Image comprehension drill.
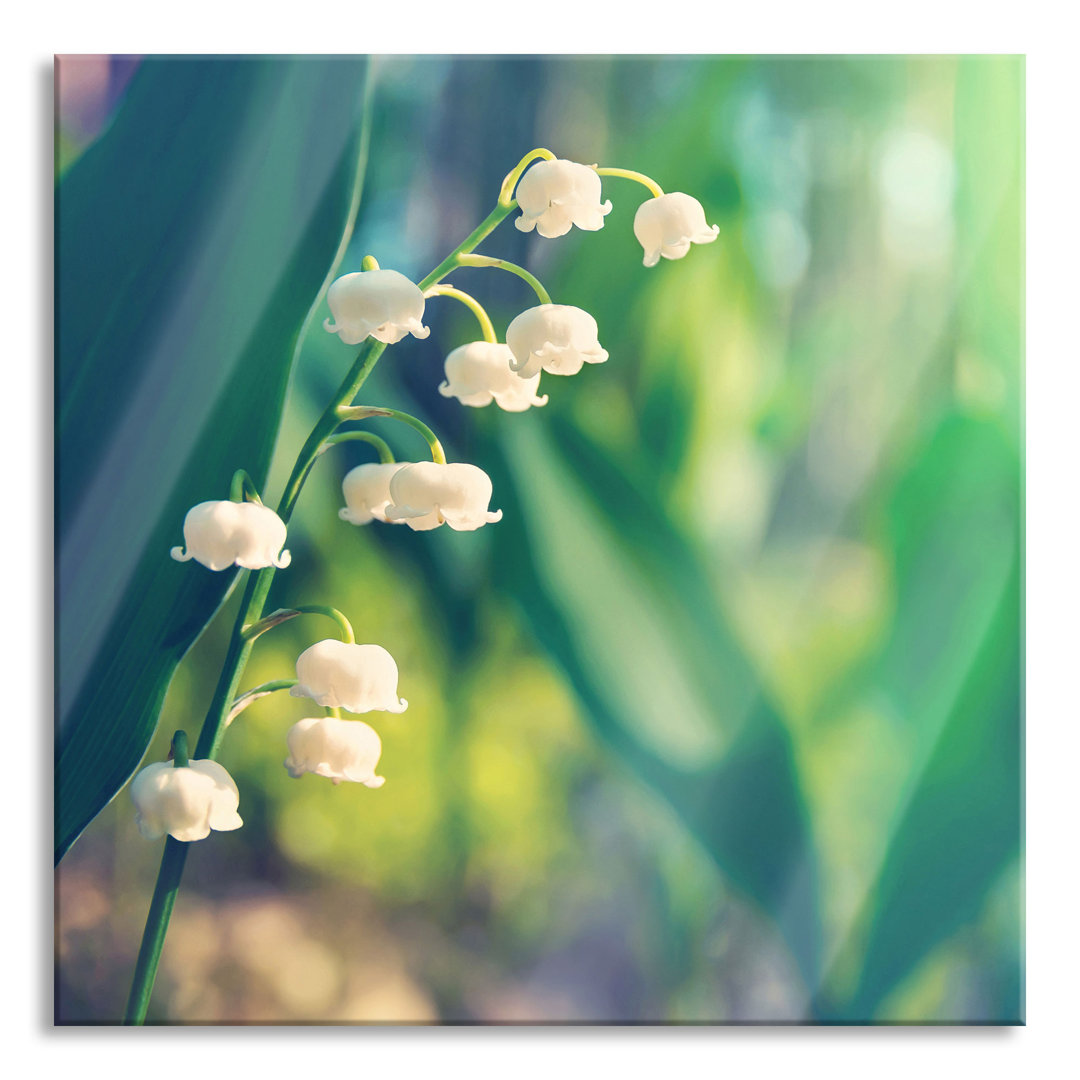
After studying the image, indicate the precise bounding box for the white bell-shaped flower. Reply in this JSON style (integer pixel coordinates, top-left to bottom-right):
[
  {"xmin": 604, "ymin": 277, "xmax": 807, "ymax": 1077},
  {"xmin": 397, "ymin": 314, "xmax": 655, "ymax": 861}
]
[
  {"xmin": 323, "ymin": 269, "xmax": 431, "ymax": 345},
  {"xmin": 633, "ymin": 192, "xmax": 719, "ymax": 267},
  {"xmin": 131, "ymin": 759, "xmax": 243, "ymax": 842},
  {"xmin": 439, "ymin": 341, "xmax": 549, "ymax": 412},
  {"xmin": 505, "ymin": 304, "xmax": 608, "ymax": 380},
  {"xmin": 284, "ymin": 716, "xmax": 386, "ymax": 788},
  {"xmin": 170, "ymin": 500, "xmax": 291, "ymax": 571},
  {"xmin": 290, "ymin": 639, "xmax": 408, "ymax": 714},
  {"xmin": 385, "ymin": 461, "xmax": 503, "ymax": 532},
  {"xmin": 514, "ymin": 158, "xmax": 612, "ymax": 239},
  {"xmin": 339, "ymin": 462, "xmax": 409, "ymax": 525}
]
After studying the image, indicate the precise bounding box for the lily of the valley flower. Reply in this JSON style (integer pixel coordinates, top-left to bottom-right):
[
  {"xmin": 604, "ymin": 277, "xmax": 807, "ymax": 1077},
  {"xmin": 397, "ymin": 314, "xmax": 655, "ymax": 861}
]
[
  {"xmin": 514, "ymin": 158, "xmax": 612, "ymax": 238},
  {"xmin": 633, "ymin": 192, "xmax": 719, "ymax": 267},
  {"xmin": 291, "ymin": 639, "xmax": 408, "ymax": 714},
  {"xmin": 284, "ymin": 716, "xmax": 386, "ymax": 788},
  {"xmin": 385, "ymin": 461, "xmax": 503, "ymax": 532},
  {"xmin": 171, "ymin": 500, "xmax": 291, "ymax": 571},
  {"xmin": 324, "ymin": 269, "xmax": 431, "ymax": 345},
  {"xmin": 339, "ymin": 462, "xmax": 409, "ymax": 525},
  {"xmin": 439, "ymin": 341, "xmax": 549, "ymax": 412},
  {"xmin": 131, "ymin": 759, "xmax": 243, "ymax": 842},
  {"xmin": 506, "ymin": 304, "xmax": 608, "ymax": 380}
]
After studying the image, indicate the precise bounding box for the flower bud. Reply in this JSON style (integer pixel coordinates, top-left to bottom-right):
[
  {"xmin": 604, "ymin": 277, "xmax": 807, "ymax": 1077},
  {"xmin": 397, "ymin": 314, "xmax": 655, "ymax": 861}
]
[
  {"xmin": 339, "ymin": 462, "xmax": 409, "ymax": 525},
  {"xmin": 323, "ymin": 269, "xmax": 431, "ymax": 345},
  {"xmin": 284, "ymin": 716, "xmax": 386, "ymax": 787},
  {"xmin": 514, "ymin": 158, "xmax": 612, "ymax": 239},
  {"xmin": 385, "ymin": 461, "xmax": 503, "ymax": 532},
  {"xmin": 290, "ymin": 639, "xmax": 408, "ymax": 714},
  {"xmin": 633, "ymin": 192, "xmax": 719, "ymax": 267},
  {"xmin": 170, "ymin": 500, "xmax": 291, "ymax": 571},
  {"xmin": 131, "ymin": 759, "xmax": 243, "ymax": 842},
  {"xmin": 505, "ymin": 304, "xmax": 608, "ymax": 380},
  {"xmin": 439, "ymin": 341, "xmax": 549, "ymax": 412}
]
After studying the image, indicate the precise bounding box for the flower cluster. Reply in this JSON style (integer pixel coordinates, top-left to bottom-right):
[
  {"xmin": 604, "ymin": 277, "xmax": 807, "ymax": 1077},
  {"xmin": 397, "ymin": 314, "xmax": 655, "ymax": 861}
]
[{"xmin": 137, "ymin": 151, "xmax": 716, "ymax": 845}]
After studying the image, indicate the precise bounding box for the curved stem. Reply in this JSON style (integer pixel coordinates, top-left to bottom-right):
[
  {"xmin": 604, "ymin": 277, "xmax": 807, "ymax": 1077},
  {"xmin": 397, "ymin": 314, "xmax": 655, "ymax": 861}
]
[
  {"xmin": 424, "ymin": 285, "xmax": 497, "ymax": 344},
  {"xmin": 499, "ymin": 147, "xmax": 556, "ymax": 206},
  {"xmin": 242, "ymin": 605, "xmax": 356, "ymax": 645},
  {"xmin": 594, "ymin": 167, "xmax": 664, "ymax": 199},
  {"xmin": 337, "ymin": 406, "xmax": 447, "ymax": 465},
  {"xmin": 319, "ymin": 431, "xmax": 395, "ymax": 464},
  {"xmin": 226, "ymin": 679, "xmax": 299, "ymax": 726},
  {"xmin": 455, "ymin": 253, "xmax": 552, "ymax": 305},
  {"xmin": 229, "ymin": 469, "xmax": 262, "ymax": 504}
]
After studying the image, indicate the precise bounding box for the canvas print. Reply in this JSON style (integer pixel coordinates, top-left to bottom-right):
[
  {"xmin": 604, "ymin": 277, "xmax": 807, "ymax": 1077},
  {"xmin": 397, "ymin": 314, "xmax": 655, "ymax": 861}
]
[{"xmin": 54, "ymin": 55, "xmax": 1023, "ymax": 1024}]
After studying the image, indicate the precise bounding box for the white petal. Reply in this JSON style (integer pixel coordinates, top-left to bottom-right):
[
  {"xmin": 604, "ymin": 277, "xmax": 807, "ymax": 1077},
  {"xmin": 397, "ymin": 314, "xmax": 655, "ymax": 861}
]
[
  {"xmin": 173, "ymin": 500, "xmax": 289, "ymax": 572},
  {"xmin": 506, "ymin": 305, "xmax": 607, "ymax": 379},
  {"xmin": 285, "ymin": 716, "xmax": 387, "ymax": 787},
  {"xmin": 130, "ymin": 759, "xmax": 243, "ymax": 842},
  {"xmin": 341, "ymin": 462, "xmax": 409, "ymax": 526},
  {"xmin": 514, "ymin": 159, "xmax": 611, "ymax": 239},
  {"xmin": 292, "ymin": 639, "xmax": 408, "ymax": 714},
  {"xmin": 633, "ymin": 193, "xmax": 718, "ymax": 267},
  {"xmin": 386, "ymin": 461, "xmax": 501, "ymax": 532},
  {"xmin": 325, "ymin": 269, "xmax": 430, "ymax": 345}
]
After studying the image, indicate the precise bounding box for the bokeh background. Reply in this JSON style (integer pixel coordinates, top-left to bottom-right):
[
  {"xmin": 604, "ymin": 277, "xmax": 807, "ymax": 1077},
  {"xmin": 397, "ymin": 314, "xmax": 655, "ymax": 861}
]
[{"xmin": 55, "ymin": 55, "xmax": 1023, "ymax": 1024}]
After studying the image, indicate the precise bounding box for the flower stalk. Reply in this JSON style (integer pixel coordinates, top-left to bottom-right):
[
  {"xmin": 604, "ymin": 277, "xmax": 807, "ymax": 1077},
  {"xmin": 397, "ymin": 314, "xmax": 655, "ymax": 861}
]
[
  {"xmin": 226, "ymin": 679, "xmax": 299, "ymax": 726},
  {"xmin": 242, "ymin": 605, "xmax": 356, "ymax": 645},
  {"xmin": 593, "ymin": 166, "xmax": 665, "ymax": 199},
  {"xmin": 319, "ymin": 430, "xmax": 396, "ymax": 463},
  {"xmin": 228, "ymin": 469, "xmax": 263, "ymax": 504},
  {"xmin": 337, "ymin": 405, "xmax": 447, "ymax": 465},
  {"xmin": 128, "ymin": 140, "xmax": 716, "ymax": 1024},
  {"xmin": 456, "ymin": 253, "xmax": 552, "ymax": 305},
  {"xmin": 423, "ymin": 285, "xmax": 498, "ymax": 344}
]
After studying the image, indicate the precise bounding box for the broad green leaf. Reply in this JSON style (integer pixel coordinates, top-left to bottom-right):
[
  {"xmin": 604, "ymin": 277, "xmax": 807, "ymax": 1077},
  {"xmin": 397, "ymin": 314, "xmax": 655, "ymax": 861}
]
[
  {"xmin": 55, "ymin": 57, "xmax": 370, "ymax": 863},
  {"xmin": 819, "ymin": 416, "xmax": 1021, "ymax": 1018},
  {"xmin": 847, "ymin": 553, "xmax": 1020, "ymax": 1019},
  {"xmin": 480, "ymin": 414, "xmax": 823, "ymax": 983}
]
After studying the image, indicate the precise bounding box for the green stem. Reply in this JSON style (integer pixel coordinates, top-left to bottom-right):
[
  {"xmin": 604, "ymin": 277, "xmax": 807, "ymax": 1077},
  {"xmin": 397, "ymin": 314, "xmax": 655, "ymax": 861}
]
[
  {"xmin": 127, "ymin": 152, "xmax": 525, "ymax": 1026},
  {"xmin": 226, "ymin": 679, "xmax": 298, "ymax": 726},
  {"xmin": 424, "ymin": 285, "xmax": 498, "ymax": 344},
  {"xmin": 320, "ymin": 431, "xmax": 396, "ymax": 463},
  {"xmin": 123, "ymin": 838, "xmax": 190, "ymax": 1024},
  {"xmin": 228, "ymin": 469, "xmax": 262, "ymax": 504},
  {"xmin": 455, "ymin": 253, "xmax": 552, "ymax": 305},
  {"xmin": 170, "ymin": 730, "xmax": 189, "ymax": 768},
  {"xmin": 337, "ymin": 406, "xmax": 447, "ymax": 465},
  {"xmin": 499, "ymin": 147, "xmax": 556, "ymax": 205},
  {"xmin": 242, "ymin": 605, "xmax": 356, "ymax": 645},
  {"xmin": 417, "ymin": 200, "xmax": 517, "ymax": 291},
  {"xmin": 594, "ymin": 166, "xmax": 664, "ymax": 199}
]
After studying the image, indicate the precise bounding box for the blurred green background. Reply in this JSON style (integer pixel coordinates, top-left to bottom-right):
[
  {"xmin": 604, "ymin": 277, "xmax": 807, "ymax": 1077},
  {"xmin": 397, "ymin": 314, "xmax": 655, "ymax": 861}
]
[{"xmin": 55, "ymin": 55, "xmax": 1023, "ymax": 1023}]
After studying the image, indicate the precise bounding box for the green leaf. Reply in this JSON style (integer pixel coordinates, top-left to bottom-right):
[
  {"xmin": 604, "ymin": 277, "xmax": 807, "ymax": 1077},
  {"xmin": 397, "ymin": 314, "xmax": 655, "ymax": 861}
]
[
  {"xmin": 822, "ymin": 416, "xmax": 1021, "ymax": 1018},
  {"xmin": 846, "ymin": 555, "xmax": 1021, "ymax": 1020},
  {"xmin": 482, "ymin": 414, "xmax": 823, "ymax": 983},
  {"xmin": 55, "ymin": 57, "xmax": 370, "ymax": 863}
]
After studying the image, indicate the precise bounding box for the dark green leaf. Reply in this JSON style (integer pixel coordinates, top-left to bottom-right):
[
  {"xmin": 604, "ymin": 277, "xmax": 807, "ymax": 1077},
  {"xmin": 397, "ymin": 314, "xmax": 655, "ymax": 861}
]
[
  {"xmin": 822, "ymin": 416, "xmax": 1021, "ymax": 1018},
  {"xmin": 482, "ymin": 414, "xmax": 823, "ymax": 983},
  {"xmin": 56, "ymin": 57, "xmax": 370, "ymax": 862}
]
